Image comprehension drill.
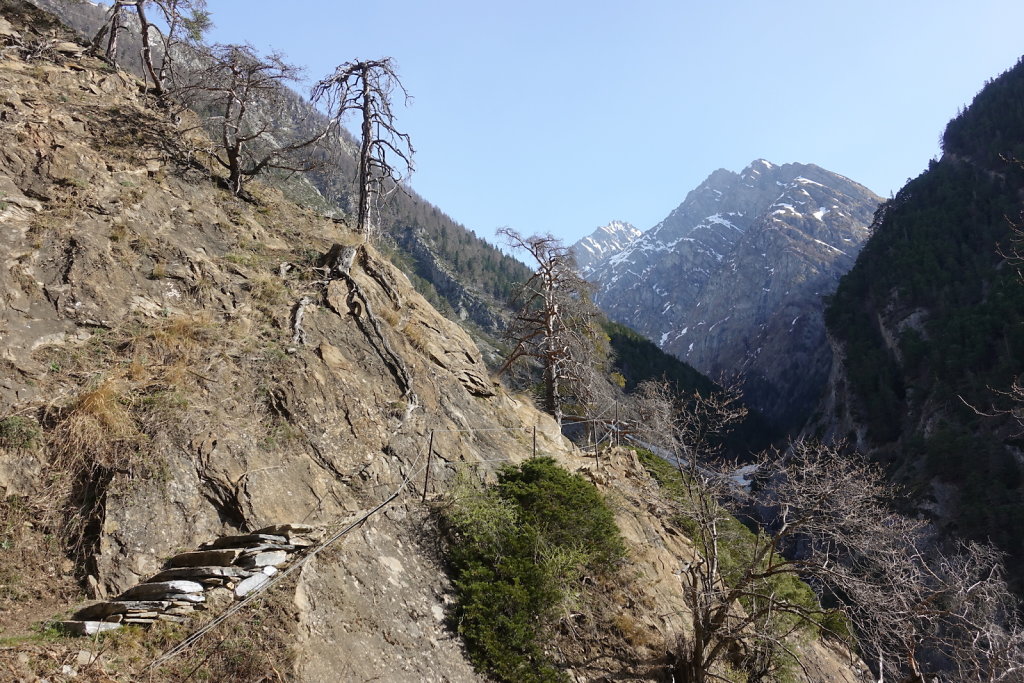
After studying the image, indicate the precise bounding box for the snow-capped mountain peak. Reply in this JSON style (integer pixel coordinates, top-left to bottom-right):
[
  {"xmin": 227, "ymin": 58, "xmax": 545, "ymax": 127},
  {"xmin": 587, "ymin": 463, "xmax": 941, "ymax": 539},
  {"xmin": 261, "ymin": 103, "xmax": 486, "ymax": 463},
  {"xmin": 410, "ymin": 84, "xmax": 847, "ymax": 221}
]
[
  {"xmin": 585, "ymin": 160, "xmax": 881, "ymax": 429},
  {"xmin": 570, "ymin": 220, "xmax": 641, "ymax": 275}
]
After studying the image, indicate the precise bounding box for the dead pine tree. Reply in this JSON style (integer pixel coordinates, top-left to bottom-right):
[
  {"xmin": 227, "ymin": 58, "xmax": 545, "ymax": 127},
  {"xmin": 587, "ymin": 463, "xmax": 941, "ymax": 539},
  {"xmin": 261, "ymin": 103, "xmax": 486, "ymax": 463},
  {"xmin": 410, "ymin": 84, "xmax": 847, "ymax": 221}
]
[
  {"xmin": 178, "ymin": 44, "xmax": 333, "ymax": 196},
  {"xmin": 312, "ymin": 58, "xmax": 414, "ymax": 240},
  {"xmin": 88, "ymin": 0, "xmax": 210, "ymax": 96},
  {"xmin": 496, "ymin": 228, "xmax": 603, "ymax": 427}
]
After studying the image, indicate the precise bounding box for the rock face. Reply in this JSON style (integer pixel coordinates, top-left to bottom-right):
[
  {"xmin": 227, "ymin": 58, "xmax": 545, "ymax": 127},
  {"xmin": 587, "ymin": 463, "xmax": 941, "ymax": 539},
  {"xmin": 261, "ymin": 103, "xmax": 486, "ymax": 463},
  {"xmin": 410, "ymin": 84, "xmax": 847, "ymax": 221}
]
[
  {"xmin": 809, "ymin": 57, "xmax": 1024, "ymax": 584},
  {"xmin": 571, "ymin": 220, "xmax": 641, "ymax": 276},
  {"xmin": 587, "ymin": 160, "xmax": 881, "ymax": 429}
]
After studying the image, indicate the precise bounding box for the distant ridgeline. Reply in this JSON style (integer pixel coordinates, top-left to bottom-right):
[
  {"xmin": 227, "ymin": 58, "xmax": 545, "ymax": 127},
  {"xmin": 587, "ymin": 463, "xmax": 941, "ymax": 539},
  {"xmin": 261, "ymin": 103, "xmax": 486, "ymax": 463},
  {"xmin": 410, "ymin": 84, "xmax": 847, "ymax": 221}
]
[
  {"xmin": 824, "ymin": 56, "xmax": 1024, "ymax": 576},
  {"xmin": 605, "ymin": 321, "xmax": 780, "ymax": 458}
]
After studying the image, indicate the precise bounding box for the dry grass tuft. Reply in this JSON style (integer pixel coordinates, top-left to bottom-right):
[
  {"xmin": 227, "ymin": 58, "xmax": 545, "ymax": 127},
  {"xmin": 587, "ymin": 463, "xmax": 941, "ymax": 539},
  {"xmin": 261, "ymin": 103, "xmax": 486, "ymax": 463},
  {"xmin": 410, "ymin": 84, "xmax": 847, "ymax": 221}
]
[
  {"xmin": 47, "ymin": 377, "xmax": 143, "ymax": 477},
  {"xmin": 401, "ymin": 321, "xmax": 430, "ymax": 351},
  {"xmin": 245, "ymin": 272, "xmax": 287, "ymax": 306},
  {"xmin": 40, "ymin": 377, "xmax": 146, "ymax": 564},
  {"xmin": 125, "ymin": 314, "xmax": 218, "ymax": 385}
]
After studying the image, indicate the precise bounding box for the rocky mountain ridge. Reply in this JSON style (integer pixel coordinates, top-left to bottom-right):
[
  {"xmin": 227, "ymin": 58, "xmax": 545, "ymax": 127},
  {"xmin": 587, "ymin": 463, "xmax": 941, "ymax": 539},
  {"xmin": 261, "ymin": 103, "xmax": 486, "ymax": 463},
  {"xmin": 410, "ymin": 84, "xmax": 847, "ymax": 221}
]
[
  {"xmin": 587, "ymin": 160, "xmax": 881, "ymax": 429},
  {"xmin": 571, "ymin": 219, "xmax": 641, "ymax": 275}
]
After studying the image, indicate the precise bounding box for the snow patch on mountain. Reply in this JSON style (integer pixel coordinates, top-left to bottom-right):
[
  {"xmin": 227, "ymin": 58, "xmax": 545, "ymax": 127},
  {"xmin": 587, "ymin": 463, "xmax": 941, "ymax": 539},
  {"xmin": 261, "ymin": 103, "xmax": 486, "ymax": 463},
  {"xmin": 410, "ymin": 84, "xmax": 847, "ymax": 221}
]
[
  {"xmin": 570, "ymin": 220, "xmax": 641, "ymax": 275},
  {"xmin": 586, "ymin": 159, "xmax": 882, "ymax": 429}
]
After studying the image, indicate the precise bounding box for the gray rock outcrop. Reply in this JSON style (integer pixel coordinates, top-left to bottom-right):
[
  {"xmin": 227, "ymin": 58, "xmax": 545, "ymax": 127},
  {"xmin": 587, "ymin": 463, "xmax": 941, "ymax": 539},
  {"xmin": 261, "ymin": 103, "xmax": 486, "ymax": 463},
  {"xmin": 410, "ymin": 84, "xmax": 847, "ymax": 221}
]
[{"xmin": 60, "ymin": 523, "xmax": 321, "ymax": 635}]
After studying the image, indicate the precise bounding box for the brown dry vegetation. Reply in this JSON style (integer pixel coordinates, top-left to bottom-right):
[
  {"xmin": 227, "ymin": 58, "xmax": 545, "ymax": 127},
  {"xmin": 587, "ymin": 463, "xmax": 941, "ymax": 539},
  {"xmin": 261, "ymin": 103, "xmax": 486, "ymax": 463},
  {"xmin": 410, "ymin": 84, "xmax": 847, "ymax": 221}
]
[{"xmin": 0, "ymin": 580, "xmax": 299, "ymax": 681}]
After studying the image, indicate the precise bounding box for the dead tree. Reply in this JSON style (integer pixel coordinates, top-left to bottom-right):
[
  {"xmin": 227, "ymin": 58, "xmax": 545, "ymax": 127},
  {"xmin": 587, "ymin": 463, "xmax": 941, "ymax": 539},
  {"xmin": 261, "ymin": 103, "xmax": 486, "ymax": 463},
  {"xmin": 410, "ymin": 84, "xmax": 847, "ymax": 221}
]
[
  {"xmin": 626, "ymin": 380, "xmax": 1024, "ymax": 681},
  {"xmin": 496, "ymin": 228, "xmax": 602, "ymax": 426},
  {"xmin": 89, "ymin": 0, "xmax": 210, "ymax": 96},
  {"xmin": 647, "ymin": 427, "xmax": 1024, "ymax": 682},
  {"xmin": 312, "ymin": 58, "xmax": 414, "ymax": 240},
  {"xmin": 179, "ymin": 44, "xmax": 332, "ymax": 196}
]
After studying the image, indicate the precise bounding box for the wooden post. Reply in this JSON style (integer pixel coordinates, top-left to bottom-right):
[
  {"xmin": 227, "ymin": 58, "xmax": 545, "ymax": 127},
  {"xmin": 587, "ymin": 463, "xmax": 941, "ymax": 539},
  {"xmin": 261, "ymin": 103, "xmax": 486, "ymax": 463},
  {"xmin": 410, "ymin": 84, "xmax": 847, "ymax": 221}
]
[
  {"xmin": 532, "ymin": 425, "xmax": 537, "ymax": 458},
  {"xmin": 614, "ymin": 402, "xmax": 619, "ymax": 447},
  {"xmin": 421, "ymin": 430, "xmax": 434, "ymax": 503}
]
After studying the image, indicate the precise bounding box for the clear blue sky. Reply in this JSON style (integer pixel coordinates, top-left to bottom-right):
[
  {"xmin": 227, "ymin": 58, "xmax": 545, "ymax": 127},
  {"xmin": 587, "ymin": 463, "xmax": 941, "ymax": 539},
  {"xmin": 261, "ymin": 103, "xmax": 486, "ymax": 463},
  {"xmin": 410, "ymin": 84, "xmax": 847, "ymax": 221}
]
[{"xmin": 201, "ymin": 1, "xmax": 1024, "ymax": 244}]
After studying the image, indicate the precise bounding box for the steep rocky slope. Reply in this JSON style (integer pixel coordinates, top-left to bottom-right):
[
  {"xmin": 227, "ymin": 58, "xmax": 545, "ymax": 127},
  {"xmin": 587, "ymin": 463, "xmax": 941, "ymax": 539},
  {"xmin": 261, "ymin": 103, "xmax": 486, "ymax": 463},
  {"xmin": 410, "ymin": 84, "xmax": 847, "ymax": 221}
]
[
  {"xmin": 818, "ymin": 56, "xmax": 1024, "ymax": 584},
  {"xmin": 0, "ymin": 5, "xmax": 862, "ymax": 680},
  {"xmin": 571, "ymin": 220, "xmax": 641, "ymax": 276},
  {"xmin": 27, "ymin": 0, "xmax": 529, "ymax": 338},
  {"xmin": 588, "ymin": 161, "xmax": 881, "ymax": 429}
]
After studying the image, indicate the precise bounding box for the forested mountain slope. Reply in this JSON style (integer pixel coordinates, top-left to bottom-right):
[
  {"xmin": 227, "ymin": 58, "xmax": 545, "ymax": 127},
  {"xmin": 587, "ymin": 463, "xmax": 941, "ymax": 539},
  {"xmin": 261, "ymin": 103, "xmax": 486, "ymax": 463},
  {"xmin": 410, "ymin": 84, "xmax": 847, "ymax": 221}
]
[{"xmin": 821, "ymin": 55, "xmax": 1024, "ymax": 575}]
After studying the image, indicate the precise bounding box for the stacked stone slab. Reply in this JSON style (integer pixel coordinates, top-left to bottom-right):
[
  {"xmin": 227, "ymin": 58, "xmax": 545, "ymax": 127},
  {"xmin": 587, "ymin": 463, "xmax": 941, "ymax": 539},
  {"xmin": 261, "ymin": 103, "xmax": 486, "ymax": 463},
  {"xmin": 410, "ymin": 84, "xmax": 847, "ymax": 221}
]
[{"xmin": 59, "ymin": 523, "xmax": 320, "ymax": 636}]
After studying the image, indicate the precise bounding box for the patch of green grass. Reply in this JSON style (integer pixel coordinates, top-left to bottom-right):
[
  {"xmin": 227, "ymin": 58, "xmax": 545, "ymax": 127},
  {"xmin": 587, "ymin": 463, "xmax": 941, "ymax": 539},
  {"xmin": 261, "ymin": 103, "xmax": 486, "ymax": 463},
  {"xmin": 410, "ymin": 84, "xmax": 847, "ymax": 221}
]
[{"xmin": 0, "ymin": 416, "xmax": 40, "ymax": 451}]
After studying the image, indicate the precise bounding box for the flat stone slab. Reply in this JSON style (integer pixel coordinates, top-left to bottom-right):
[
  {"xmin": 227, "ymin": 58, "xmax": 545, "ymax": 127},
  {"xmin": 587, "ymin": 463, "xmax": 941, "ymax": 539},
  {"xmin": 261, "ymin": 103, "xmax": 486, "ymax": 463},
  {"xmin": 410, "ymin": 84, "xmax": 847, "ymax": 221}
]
[
  {"xmin": 118, "ymin": 580, "xmax": 203, "ymax": 600},
  {"xmin": 58, "ymin": 621, "xmax": 122, "ymax": 636},
  {"xmin": 237, "ymin": 543, "xmax": 296, "ymax": 554},
  {"xmin": 148, "ymin": 566, "xmax": 253, "ymax": 583},
  {"xmin": 233, "ymin": 573, "xmax": 271, "ymax": 599},
  {"xmin": 75, "ymin": 600, "xmax": 173, "ymax": 620},
  {"xmin": 164, "ymin": 605, "xmax": 195, "ymax": 616},
  {"xmin": 156, "ymin": 614, "xmax": 186, "ymax": 623},
  {"xmin": 255, "ymin": 523, "xmax": 316, "ymax": 535},
  {"xmin": 166, "ymin": 549, "xmax": 243, "ymax": 568},
  {"xmin": 204, "ymin": 533, "xmax": 287, "ymax": 549},
  {"xmin": 238, "ymin": 550, "xmax": 288, "ymax": 568}
]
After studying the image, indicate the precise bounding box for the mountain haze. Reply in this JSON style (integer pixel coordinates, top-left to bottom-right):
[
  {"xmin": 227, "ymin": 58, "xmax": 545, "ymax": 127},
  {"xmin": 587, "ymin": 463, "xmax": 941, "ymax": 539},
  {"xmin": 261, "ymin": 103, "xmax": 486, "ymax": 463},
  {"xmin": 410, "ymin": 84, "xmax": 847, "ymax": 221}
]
[{"xmin": 587, "ymin": 160, "xmax": 881, "ymax": 429}]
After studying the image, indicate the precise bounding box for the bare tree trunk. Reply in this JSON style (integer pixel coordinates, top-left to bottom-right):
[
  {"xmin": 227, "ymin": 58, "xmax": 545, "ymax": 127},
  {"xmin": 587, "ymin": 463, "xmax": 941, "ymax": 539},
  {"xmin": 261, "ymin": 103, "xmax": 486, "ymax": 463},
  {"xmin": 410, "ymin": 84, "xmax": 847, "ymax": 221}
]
[
  {"xmin": 105, "ymin": 3, "xmax": 123, "ymax": 64},
  {"xmin": 357, "ymin": 73, "xmax": 373, "ymax": 237},
  {"xmin": 544, "ymin": 355, "xmax": 560, "ymax": 426},
  {"xmin": 135, "ymin": 0, "xmax": 163, "ymax": 96}
]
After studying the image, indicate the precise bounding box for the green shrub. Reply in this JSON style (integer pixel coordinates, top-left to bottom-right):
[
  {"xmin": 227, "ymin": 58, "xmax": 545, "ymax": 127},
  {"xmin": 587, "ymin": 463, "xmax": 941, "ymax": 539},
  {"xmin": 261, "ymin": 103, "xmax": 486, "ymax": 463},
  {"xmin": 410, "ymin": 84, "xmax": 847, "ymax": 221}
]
[{"xmin": 442, "ymin": 457, "xmax": 624, "ymax": 682}]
